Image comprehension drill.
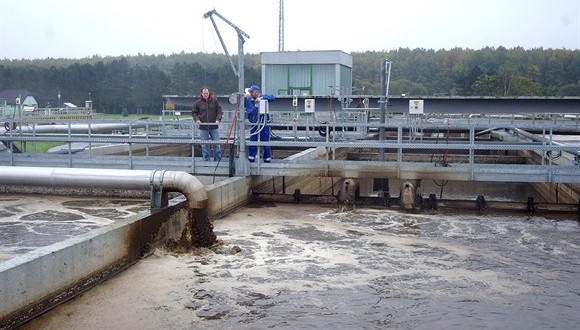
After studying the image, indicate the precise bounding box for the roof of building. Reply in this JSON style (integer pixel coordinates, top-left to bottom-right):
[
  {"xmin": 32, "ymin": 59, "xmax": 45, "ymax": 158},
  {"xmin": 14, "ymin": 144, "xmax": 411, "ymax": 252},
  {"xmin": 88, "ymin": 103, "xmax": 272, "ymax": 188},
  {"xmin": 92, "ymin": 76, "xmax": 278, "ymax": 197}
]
[{"xmin": 261, "ymin": 50, "xmax": 353, "ymax": 68}]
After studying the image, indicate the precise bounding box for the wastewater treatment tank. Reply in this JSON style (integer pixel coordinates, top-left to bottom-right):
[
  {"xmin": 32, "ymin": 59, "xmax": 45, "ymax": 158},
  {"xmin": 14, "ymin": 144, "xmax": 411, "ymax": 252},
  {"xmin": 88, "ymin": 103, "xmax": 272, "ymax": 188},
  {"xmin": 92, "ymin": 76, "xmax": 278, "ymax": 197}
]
[
  {"xmin": 15, "ymin": 200, "xmax": 580, "ymax": 330},
  {"xmin": 0, "ymin": 195, "xmax": 150, "ymax": 262}
]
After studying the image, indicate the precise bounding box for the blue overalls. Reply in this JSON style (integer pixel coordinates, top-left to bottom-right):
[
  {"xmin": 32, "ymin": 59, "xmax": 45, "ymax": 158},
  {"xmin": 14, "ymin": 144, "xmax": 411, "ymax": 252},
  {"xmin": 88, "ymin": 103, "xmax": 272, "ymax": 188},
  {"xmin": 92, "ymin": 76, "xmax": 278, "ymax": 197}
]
[{"xmin": 245, "ymin": 94, "xmax": 276, "ymax": 162}]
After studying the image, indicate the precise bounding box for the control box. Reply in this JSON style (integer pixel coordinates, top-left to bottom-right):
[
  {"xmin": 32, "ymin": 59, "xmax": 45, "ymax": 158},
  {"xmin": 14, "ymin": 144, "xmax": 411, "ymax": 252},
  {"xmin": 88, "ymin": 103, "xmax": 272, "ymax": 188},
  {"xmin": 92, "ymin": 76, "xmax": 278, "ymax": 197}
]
[
  {"xmin": 409, "ymin": 100, "xmax": 424, "ymax": 114},
  {"xmin": 259, "ymin": 99, "xmax": 269, "ymax": 114},
  {"xmin": 305, "ymin": 99, "xmax": 315, "ymax": 113}
]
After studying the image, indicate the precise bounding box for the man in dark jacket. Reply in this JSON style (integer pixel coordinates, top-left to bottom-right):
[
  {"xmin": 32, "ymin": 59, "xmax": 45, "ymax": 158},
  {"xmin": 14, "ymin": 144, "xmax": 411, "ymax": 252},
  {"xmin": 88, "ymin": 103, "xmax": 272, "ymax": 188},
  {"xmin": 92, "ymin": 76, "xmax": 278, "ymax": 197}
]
[
  {"xmin": 244, "ymin": 85, "xmax": 275, "ymax": 163},
  {"xmin": 193, "ymin": 87, "xmax": 223, "ymax": 161}
]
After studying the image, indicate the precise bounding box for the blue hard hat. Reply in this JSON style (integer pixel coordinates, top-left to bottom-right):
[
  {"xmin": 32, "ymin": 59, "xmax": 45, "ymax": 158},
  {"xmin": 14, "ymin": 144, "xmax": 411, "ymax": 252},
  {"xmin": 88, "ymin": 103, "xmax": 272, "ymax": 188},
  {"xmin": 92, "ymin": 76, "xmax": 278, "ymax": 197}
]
[{"xmin": 248, "ymin": 85, "xmax": 261, "ymax": 92}]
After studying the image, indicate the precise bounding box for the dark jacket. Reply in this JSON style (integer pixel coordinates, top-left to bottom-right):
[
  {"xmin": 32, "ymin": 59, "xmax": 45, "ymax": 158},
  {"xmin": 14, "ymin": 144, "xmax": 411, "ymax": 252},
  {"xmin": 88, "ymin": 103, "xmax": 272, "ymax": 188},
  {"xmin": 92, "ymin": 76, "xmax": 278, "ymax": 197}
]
[{"xmin": 193, "ymin": 93, "xmax": 223, "ymax": 130}]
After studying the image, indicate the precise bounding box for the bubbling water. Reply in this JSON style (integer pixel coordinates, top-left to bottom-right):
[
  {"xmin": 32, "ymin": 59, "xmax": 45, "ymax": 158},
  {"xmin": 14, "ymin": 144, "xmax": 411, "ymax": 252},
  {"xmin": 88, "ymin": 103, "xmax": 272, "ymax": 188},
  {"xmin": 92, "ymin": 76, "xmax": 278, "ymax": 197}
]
[{"xmin": 18, "ymin": 203, "xmax": 580, "ymax": 330}]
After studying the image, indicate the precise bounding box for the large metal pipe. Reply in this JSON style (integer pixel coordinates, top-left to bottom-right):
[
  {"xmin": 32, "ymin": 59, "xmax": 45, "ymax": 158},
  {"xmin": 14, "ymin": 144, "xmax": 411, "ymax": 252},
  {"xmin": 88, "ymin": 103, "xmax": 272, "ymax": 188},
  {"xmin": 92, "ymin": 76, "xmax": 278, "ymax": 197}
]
[
  {"xmin": 0, "ymin": 166, "xmax": 207, "ymax": 209},
  {"xmin": 512, "ymin": 128, "xmax": 579, "ymax": 158}
]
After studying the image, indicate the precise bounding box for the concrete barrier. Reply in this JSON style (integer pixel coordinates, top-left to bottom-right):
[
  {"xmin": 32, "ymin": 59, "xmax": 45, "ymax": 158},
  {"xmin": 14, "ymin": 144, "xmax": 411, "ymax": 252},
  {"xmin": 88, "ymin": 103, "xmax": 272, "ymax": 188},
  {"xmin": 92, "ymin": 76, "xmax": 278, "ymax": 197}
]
[
  {"xmin": 0, "ymin": 150, "xmax": 322, "ymax": 328},
  {"xmin": 0, "ymin": 175, "xmax": 256, "ymax": 329},
  {"xmin": 285, "ymin": 147, "xmax": 327, "ymax": 162},
  {"xmin": 206, "ymin": 176, "xmax": 252, "ymax": 219},
  {"xmin": 0, "ymin": 200, "xmax": 184, "ymax": 330}
]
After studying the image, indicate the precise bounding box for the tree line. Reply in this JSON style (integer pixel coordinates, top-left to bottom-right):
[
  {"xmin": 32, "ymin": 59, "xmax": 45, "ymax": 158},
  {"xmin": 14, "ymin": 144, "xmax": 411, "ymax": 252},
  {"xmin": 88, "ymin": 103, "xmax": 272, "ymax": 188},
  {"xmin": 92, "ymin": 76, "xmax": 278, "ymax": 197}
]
[
  {"xmin": 354, "ymin": 47, "xmax": 580, "ymax": 97},
  {"xmin": 1, "ymin": 47, "xmax": 578, "ymax": 114}
]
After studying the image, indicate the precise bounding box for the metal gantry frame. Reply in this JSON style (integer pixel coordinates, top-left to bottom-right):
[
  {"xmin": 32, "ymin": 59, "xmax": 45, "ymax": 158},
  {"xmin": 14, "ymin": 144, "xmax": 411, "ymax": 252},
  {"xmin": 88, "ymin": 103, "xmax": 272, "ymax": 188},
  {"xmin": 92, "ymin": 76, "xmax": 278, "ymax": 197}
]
[
  {"xmin": 203, "ymin": 9, "xmax": 250, "ymax": 175},
  {"xmin": 1, "ymin": 114, "xmax": 578, "ymax": 183}
]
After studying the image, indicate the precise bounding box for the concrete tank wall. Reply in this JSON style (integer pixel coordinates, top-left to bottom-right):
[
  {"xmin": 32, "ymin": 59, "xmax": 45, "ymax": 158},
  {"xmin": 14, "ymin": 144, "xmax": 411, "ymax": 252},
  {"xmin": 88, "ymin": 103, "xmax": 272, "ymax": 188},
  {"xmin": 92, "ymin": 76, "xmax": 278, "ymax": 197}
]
[
  {"xmin": 0, "ymin": 147, "xmax": 334, "ymax": 328},
  {"xmin": 0, "ymin": 175, "xmax": 255, "ymax": 329},
  {"xmin": 0, "ymin": 199, "xmax": 186, "ymax": 329}
]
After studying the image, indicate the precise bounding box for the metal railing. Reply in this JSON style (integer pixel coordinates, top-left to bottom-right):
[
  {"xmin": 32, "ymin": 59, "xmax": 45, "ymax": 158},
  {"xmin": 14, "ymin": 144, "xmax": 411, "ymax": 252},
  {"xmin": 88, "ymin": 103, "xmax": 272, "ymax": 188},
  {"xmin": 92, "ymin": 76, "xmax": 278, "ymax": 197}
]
[
  {"xmin": 1, "ymin": 106, "xmax": 94, "ymax": 120},
  {"xmin": 1, "ymin": 113, "xmax": 579, "ymax": 183}
]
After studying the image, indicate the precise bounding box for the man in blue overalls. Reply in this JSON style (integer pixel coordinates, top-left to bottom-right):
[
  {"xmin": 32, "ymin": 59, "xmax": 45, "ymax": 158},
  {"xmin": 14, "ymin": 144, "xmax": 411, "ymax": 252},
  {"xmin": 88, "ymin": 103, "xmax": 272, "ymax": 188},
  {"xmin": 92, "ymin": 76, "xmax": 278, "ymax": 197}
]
[{"xmin": 244, "ymin": 85, "xmax": 276, "ymax": 163}]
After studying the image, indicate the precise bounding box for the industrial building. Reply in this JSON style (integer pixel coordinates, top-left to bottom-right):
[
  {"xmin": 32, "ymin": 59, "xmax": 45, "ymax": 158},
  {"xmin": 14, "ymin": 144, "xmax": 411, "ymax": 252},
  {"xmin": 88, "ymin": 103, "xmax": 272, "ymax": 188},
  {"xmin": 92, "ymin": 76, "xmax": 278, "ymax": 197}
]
[{"xmin": 260, "ymin": 50, "xmax": 352, "ymax": 96}]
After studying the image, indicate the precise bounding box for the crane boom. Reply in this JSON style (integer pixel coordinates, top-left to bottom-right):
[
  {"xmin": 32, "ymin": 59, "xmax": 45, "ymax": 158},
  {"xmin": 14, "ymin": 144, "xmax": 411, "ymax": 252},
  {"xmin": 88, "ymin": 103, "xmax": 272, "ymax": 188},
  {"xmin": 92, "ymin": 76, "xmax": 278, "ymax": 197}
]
[
  {"xmin": 203, "ymin": 9, "xmax": 250, "ymax": 40},
  {"xmin": 202, "ymin": 9, "xmax": 250, "ymax": 77},
  {"xmin": 202, "ymin": 8, "xmax": 251, "ymax": 175}
]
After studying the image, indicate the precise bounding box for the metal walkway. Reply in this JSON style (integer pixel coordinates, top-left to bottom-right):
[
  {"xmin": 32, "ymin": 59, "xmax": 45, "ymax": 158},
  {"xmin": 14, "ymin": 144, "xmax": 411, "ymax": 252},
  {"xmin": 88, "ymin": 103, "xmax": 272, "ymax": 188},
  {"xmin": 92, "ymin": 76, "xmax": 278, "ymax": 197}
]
[{"xmin": 1, "ymin": 109, "xmax": 578, "ymax": 183}]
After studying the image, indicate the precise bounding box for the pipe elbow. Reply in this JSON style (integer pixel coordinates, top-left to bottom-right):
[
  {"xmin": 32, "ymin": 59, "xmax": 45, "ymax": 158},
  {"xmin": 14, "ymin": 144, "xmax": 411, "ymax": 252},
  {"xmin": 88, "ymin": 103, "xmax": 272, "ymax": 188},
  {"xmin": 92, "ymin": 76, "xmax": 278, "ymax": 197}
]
[{"xmin": 162, "ymin": 171, "xmax": 208, "ymax": 209}]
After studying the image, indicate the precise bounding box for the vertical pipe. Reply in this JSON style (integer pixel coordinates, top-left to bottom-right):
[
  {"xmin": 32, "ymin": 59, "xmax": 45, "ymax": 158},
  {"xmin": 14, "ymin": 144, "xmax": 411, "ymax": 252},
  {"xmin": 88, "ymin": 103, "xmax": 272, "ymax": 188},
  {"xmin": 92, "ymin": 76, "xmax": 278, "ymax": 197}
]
[
  {"xmin": 237, "ymin": 34, "xmax": 248, "ymax": 176},
  {"xmin": 469, "ymin": 126, "xmax": 475, "ymax": 180},
  {"xmin": 191, "ymin": 122, "xmax": 196, "ymax": 172},
  {"xmin": 541, "ymin": 128, "xmax": 546, "ymax": 165},
  {"xmin": 129, "ymin": 122, "xmax": 133, "ymax": 169},
  {"xmin": 145, "ymin": 121, "xmax": 150, "ymax": 157},
  {"xmin": 32, "ymin": 123, "xmax": 37, "ymax": 153},
  {"xmin": 68, "ymin": 122, "xmax": 72, "ymax": 167},
  {"xmin": 88, "ymin": 122, "xmax": 92, "ymax": 156},
  {"xmin": 379, "ymin": 60, "xmax": 386, "ymax": 161},
  {"xmin": 397, "ymin": 126, "xmax": 403, "ymax": 168}
]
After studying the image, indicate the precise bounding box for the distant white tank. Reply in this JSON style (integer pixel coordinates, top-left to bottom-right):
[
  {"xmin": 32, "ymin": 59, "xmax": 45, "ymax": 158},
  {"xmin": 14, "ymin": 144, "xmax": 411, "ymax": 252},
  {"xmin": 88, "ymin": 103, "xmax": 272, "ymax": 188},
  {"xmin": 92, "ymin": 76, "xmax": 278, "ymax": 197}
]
[
  {"xmin": 399, "ymin": 181, "xmax": 417, "ymax": 210},
  {"xmin": 337, "ymin": 178, "xmax": 360, "ymax": 211}
]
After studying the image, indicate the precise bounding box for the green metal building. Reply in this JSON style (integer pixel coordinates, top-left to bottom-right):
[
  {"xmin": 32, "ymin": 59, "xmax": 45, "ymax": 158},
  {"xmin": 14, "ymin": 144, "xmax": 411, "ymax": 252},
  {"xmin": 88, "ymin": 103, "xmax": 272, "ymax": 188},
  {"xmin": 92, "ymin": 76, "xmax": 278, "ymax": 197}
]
[{"xmin": 261, "ymin": 50, "xmax": 353, "ymax": 96}]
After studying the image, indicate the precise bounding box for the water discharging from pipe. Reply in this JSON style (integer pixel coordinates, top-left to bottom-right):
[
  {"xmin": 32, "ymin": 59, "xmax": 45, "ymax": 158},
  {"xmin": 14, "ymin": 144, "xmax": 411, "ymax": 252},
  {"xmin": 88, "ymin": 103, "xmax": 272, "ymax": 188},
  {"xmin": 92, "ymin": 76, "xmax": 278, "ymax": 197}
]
[
  {"xmin": 166, "ymin": 208, "xmax": 216, "ymax": 251},
  {"xmin": 190, "ymin": 208, "xmax": 217, "ymax": 248}
]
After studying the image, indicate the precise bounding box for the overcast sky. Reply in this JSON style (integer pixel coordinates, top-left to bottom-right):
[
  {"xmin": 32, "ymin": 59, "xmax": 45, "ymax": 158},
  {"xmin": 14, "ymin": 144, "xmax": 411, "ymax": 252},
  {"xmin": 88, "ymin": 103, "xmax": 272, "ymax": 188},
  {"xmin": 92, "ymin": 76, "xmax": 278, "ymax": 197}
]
[{"xmin": 0, "ymin": 0, "xmax": 579, "ymax": 60}]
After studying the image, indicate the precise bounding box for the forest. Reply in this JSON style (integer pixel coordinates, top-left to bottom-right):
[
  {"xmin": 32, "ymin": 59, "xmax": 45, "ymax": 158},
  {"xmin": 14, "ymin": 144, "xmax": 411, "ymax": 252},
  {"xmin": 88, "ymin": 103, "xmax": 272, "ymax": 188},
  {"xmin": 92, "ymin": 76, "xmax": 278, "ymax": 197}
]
[{"xmin": 1, "ymin": 47, "xmax": 579, "ymax": 114}]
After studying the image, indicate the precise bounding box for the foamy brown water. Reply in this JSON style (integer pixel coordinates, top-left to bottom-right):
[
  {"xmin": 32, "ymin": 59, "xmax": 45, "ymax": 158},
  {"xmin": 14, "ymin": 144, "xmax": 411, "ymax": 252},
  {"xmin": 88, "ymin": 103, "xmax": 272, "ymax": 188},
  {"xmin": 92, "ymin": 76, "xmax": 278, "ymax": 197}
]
[
  {"xmin": 22, "ymin": 203, "xmax": 580, "ymax": 330},
  {"xmin": 0, "ymin": 195, "xmax": 149, "ymax": 261}
]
